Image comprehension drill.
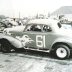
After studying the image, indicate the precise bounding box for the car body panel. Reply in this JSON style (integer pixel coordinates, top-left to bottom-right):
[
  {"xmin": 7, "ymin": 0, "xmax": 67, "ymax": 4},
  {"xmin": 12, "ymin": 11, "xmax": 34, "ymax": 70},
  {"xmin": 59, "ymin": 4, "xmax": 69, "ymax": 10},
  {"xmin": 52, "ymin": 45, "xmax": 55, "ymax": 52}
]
[
  {"xmin": 2, "ymin": 19, "xmax": 72, "ymax": 52},
  {"xmin": 0, "ymin": 33, "xmax": 23, "ymax": 48}
]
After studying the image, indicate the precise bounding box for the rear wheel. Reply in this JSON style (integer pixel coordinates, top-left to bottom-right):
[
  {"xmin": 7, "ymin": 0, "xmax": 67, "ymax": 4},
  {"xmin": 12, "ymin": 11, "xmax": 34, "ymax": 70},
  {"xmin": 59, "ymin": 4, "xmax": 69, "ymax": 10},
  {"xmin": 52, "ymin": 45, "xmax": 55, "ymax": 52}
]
[
  {"xmin": 55, "ymin": 44, "xmax": 70, "ymax": 59},
  {"xmin": 1, "ymin": 40, "xmax": 12, "ymax": 53}
]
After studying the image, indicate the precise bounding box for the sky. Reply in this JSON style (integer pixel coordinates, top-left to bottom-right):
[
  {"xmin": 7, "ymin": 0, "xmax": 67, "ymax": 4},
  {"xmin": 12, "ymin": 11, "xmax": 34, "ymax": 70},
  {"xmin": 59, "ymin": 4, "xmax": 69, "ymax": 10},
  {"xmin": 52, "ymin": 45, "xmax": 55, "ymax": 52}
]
[{"xmin": 0, "ymin": 0, "xmax": 72, "ymax": 18}]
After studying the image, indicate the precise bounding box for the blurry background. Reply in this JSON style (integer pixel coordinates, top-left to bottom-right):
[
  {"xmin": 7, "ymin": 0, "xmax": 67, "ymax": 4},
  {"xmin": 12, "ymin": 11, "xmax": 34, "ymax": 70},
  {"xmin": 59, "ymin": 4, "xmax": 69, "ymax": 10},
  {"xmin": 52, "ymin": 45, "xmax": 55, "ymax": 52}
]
[{"xmin": 0, "ymin": 0, "xmax": 72, "ymax": 18}]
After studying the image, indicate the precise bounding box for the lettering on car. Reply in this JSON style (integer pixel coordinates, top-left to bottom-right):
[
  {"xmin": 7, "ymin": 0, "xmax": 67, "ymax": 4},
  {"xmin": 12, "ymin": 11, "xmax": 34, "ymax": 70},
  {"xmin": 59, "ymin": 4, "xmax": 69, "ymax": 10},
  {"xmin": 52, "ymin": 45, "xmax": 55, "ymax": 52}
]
[{"xmin": 36, "ymin": 35, "xmax": 45, "ymax": 48}]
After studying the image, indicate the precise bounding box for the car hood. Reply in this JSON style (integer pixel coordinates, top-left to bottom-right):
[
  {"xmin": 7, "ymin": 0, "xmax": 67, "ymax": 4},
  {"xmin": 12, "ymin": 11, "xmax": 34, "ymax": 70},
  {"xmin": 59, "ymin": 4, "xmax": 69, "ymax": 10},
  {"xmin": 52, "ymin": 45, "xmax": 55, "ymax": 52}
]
[{"xmin": 58, "ymin": 28, "xmax": 72, "ymax": 37}]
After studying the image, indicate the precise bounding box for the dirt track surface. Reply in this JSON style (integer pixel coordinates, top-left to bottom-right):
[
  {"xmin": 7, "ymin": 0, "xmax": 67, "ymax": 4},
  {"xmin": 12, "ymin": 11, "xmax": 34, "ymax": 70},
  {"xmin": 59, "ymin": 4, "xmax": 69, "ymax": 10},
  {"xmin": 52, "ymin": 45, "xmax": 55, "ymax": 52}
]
[{"xmin": 0, "ymin": 50, "xmax": 72, "ymax": 72}]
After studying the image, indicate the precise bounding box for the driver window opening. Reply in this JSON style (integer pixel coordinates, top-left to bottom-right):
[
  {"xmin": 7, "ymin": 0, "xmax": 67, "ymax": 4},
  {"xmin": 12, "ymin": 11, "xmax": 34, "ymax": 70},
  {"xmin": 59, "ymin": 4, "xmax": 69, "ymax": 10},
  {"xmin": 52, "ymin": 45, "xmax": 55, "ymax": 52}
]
[{"xmin": 26, "ymin": 24, "xmax": 41, "ymax": 32}]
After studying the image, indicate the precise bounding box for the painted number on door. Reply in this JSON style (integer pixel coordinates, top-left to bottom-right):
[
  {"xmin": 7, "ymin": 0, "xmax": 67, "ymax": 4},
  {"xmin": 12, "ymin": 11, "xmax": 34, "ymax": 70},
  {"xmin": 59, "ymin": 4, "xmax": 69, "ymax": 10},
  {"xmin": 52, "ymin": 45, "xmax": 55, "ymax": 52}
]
[{"xmin": 36, "ymin": 35, "xmax": 45, "ymax": 48}]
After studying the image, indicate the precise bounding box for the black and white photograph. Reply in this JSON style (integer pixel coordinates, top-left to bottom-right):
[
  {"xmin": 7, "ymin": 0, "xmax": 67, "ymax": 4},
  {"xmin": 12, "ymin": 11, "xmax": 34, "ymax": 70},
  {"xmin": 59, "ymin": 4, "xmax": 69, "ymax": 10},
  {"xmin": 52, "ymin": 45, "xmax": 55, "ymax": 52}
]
[{"xmin": 0, "ymin": 0, "xmax": 72, "ymax": 72}]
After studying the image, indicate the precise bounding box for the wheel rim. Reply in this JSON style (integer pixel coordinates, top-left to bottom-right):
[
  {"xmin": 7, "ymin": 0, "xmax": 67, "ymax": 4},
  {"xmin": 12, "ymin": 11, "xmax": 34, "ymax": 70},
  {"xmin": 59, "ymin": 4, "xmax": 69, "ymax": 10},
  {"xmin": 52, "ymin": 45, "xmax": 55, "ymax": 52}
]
[{"xmin": 56, "ymin": 47, "xmax": 67, "ymax": 58}]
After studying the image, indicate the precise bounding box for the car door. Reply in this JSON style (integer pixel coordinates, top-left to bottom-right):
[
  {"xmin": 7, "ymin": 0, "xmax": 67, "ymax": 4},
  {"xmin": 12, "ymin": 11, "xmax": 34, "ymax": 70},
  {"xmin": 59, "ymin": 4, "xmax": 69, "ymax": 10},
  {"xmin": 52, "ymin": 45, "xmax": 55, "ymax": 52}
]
[
  {"xmin": 23, "ymin": 24, "xmax": 52, "ymax": 50},
  {"xmin": 23, "ymin": 24, "xmax": 43, "ymax": 49}
]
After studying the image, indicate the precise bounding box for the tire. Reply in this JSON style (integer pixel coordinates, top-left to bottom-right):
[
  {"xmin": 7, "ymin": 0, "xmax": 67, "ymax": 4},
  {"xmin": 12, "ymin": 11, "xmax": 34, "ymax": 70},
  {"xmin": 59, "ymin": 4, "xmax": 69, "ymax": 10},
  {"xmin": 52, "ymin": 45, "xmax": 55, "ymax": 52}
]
[
  {"xmin": 0, "ymin": 44, "xmax": 1, "ymax": 52},
  {"xmin": 55, "ymin": 44, "xmax": 70, "ymax": 59},
  {"xmin": 1, "ymin": 40, "xmax": 12, "ymax": 53}
]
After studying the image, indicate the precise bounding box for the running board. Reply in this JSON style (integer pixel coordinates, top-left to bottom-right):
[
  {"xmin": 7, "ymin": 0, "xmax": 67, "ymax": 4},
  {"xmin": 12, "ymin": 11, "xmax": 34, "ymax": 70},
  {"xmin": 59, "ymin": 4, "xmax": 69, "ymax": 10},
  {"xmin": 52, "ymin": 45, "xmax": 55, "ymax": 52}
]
[{"xmin": 24, "ymin": 47, "xmax": 50, "ymax": 53}]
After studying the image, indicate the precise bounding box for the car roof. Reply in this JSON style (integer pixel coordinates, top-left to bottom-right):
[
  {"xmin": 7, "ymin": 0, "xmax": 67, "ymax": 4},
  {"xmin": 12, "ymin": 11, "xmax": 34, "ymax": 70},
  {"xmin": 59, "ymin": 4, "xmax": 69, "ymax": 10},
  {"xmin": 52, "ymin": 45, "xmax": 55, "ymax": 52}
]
[{"xmin": 28, "ymin": 19, "xmax": 58, "ymax": 25}]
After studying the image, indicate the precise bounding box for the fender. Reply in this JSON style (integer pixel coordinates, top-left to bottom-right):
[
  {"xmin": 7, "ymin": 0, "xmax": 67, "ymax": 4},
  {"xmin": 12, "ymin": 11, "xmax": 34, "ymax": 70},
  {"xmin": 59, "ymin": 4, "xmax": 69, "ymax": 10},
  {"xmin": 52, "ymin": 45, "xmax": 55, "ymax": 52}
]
[
  {"xmin": 51, "ymin": 37, "xmax": 72, "ymax": 50},
  {"xmin": 0, "ymin": 33, "xmax": 23, "ymax": 48}
]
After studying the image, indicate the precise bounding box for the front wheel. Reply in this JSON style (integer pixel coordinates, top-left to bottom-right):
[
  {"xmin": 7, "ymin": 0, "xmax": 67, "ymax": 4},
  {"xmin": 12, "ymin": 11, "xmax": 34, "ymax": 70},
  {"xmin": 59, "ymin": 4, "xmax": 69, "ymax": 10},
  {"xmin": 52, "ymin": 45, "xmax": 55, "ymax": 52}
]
[{"xmin": 55, "ymin": 44, "xmax": 70, "ymax": 59}]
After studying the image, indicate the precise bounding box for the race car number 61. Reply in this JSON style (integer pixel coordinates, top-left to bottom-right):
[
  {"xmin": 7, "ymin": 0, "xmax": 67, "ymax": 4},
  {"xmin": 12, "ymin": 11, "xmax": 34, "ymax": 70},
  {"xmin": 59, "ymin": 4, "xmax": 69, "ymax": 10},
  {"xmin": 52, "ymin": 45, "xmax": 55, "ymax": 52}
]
[{"xmin": 36, "ymin": 35, "xmax": 45, "ymax": 48}]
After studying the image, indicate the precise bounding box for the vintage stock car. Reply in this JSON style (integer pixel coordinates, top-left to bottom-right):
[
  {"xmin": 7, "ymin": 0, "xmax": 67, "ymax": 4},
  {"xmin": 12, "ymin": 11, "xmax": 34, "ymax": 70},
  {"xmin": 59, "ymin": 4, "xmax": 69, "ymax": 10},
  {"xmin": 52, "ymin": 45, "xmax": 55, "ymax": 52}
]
[{"xmin": 2, "ymin": 19, "xmax": 72, "ymax": 59}]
